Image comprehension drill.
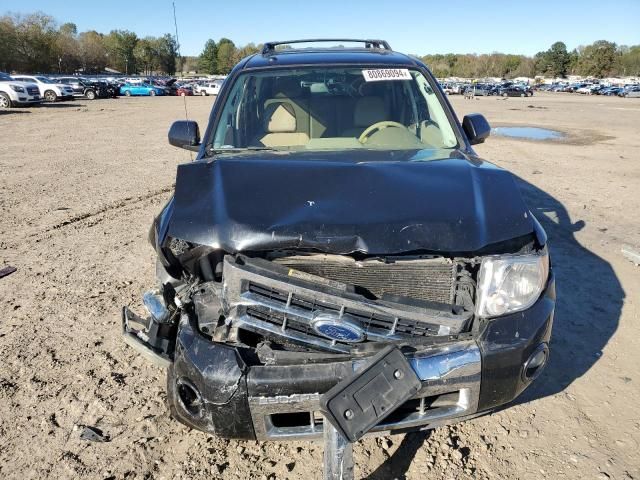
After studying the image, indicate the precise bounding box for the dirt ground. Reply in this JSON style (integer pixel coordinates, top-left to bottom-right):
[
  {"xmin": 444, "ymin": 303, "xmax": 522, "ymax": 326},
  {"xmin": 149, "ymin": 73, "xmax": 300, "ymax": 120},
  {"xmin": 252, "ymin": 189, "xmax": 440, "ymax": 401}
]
[{"xmin": 0, "ymin": 92, "xmax": 639, "ymax": 480}]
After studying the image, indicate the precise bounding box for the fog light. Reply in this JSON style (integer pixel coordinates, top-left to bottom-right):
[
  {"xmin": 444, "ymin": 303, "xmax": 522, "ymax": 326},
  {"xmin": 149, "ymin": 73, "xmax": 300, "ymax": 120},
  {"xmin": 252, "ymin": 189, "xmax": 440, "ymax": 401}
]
[
  {"xmin": 522, "ymin": 344, "xmax": 549, "ymax": 382},
  {"xmin": 176, "ymin": 378, "xmax": 204, "ymax": 418}
]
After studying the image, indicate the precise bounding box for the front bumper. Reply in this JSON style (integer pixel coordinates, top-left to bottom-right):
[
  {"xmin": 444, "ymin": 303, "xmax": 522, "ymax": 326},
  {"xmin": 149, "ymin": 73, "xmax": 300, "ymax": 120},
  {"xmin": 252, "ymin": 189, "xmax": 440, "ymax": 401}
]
[
  {"xmin": 15, "ymin": 95, "xmax": 41, "ymax": 106},
  {"xmin": 125, "ymin": 272, "xmax": 554, "ymax": 440}
]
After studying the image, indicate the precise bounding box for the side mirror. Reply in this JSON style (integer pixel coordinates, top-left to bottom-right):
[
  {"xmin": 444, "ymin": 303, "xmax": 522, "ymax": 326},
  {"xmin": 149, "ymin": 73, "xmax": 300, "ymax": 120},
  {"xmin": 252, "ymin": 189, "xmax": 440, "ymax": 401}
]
[
  {"xmin": 462, "ymin": 113, "xmax": 491, "ymax": 145},
  {"xmin": 168, "ymin": 120, "xmax": 200, "ymax": 151}
]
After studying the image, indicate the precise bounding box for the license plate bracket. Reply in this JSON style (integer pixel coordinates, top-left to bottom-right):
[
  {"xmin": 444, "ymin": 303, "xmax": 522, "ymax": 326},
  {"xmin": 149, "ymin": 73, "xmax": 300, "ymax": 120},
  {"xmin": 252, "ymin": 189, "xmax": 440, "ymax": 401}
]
[{"xmin": 320, "ymin": 345, "xmax": 421, "ymax": 442}]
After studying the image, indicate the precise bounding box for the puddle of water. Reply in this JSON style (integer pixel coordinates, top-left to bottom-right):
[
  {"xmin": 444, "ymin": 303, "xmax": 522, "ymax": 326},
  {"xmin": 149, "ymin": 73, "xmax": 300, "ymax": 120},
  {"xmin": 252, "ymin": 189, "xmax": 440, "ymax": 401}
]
[{"xmin": 492, "ymin": 126, "xmax": 564, "ymax": 140}]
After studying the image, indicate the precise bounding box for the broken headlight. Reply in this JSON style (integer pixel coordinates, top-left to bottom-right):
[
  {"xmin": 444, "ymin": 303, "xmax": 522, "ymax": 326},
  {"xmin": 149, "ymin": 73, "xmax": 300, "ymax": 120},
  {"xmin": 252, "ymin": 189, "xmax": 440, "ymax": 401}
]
[{"xmin": 475, "ymin": 249, "xmax": 549, "ymax": 317}]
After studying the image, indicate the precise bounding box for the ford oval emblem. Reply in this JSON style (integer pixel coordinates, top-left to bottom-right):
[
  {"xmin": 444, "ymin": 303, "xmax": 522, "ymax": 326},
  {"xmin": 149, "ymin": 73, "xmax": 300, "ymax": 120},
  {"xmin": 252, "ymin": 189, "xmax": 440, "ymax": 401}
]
[{"xmin": 311, "ymin": 313, "xmax": 366, "ymax": 343}]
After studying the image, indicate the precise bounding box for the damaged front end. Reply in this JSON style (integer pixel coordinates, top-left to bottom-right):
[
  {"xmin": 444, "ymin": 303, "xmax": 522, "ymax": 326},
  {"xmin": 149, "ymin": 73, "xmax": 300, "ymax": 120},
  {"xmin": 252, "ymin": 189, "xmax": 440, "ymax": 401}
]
[{"xmin": 123, "ymin": 157, "xmax": 555, "ymax": 441}]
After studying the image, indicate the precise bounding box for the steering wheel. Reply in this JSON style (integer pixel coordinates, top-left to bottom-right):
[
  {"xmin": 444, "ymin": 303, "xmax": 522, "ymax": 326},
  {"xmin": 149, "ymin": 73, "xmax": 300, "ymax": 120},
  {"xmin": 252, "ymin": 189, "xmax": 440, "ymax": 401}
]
[{"xmin": 358, "ymin": 121, "xmax": 408, "ymax": 144}]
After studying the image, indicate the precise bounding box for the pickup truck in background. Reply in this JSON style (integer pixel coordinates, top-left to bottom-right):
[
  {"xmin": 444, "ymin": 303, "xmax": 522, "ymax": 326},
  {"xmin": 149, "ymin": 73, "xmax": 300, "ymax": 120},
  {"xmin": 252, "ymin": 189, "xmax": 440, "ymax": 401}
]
[{"xmin": 194, "ymin": 80, "xmax": 222, "ymax": 96}]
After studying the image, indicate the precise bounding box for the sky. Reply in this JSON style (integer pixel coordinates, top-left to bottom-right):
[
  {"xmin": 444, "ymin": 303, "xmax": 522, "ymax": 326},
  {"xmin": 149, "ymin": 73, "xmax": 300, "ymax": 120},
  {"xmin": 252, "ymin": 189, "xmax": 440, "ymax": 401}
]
[{"xmin": 5, "ymin": 0, "xmax": 640, "ymax": 57}]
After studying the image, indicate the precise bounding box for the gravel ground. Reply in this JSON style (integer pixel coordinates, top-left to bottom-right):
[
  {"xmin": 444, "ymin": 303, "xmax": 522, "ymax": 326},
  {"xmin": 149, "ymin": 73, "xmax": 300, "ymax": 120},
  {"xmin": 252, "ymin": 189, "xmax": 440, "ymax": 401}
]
[{"xmin": 0, "ymin": 93, "xmax": 638, "ymax": 479}]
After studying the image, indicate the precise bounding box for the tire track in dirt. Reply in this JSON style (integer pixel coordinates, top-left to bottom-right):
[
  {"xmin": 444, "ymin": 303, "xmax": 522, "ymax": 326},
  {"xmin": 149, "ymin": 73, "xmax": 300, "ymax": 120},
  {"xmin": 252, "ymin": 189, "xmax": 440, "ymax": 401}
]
[{"xmin": 47, "ymin": 185, "xmax": 174, "ymax": 232}]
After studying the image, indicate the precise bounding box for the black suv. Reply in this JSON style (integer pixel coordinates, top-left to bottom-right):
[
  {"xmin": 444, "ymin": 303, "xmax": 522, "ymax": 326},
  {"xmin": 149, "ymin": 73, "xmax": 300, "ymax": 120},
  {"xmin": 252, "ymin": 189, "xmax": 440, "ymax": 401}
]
[
  {"xmin": 123, "ymin": 39, "xmax": 555, "ymax": 442},
  {"xmin": 56, "ymin": 77, "xmax": 108, "ymax": 100}
]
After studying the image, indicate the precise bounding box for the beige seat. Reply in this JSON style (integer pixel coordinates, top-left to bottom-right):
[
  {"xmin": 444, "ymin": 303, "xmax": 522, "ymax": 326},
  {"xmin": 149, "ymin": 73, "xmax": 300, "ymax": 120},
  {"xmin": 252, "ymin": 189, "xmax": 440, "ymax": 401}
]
[
  {"xmin": 342, "ymin": 96, "xmax": 389, "ymax": 138},
  {"xmin": 251, "ymin": 102, "xmax": 309, "ymax": 147}
]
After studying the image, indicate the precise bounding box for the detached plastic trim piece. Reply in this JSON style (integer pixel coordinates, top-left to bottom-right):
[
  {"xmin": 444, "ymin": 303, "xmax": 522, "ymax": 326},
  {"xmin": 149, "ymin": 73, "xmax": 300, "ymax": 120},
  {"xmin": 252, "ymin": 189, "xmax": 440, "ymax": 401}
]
[
  {"xmin": 122, "ymin": 307, "xmax": 172, "ymax": 368},
  {"xmin": 320, "ymin": 345, "xmax": 421, "ymax": 442}
]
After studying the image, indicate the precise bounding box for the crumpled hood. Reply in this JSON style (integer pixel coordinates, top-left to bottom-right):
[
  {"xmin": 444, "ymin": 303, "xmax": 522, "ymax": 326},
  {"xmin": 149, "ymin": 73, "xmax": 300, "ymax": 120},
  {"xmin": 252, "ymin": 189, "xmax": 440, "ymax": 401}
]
[{"xmin": 167, "ymin": 151, "xmax": 535, "ymax": 255}]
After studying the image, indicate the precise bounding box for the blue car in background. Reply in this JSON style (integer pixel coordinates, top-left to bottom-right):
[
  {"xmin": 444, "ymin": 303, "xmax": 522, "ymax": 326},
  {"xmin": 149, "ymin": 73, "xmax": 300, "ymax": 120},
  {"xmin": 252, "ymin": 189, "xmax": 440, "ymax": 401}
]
[{"xmin": 120, "ymin": 83, "xmax": 165, "ymax": 96}]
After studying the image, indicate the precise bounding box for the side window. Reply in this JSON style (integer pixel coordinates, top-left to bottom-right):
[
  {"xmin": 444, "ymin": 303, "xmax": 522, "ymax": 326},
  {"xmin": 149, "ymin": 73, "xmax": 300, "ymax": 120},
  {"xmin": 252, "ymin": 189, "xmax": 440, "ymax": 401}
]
[
  {"xmin": 414, "ymin": 72, "xmax": 458, "ymax": 148},
  {"xmin": 212, "ymin": 76, "xmax": 249, "ymax": 148}
]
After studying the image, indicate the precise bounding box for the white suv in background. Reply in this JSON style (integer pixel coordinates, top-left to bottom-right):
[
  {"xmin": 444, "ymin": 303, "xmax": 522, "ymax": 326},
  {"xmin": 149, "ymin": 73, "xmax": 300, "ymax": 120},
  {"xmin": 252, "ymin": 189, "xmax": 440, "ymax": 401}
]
[
  {"xmin": 11, "ymin": 75, "xmax": 74, "ymax": 102},
  {"xmin": 0, "ymin": 72, "xmax": 41, "ymax": 108}
]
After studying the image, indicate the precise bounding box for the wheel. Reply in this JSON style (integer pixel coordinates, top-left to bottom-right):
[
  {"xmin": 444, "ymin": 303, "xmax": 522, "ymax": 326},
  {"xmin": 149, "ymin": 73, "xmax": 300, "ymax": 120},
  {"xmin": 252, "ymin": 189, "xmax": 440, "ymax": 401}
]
[
  {"xmin": 502, "ymin": 92, "xmax": 508, "ymax": 97},
  {"xmin": 44, "ymin": 90, "xmax": 57, "ymax": 102},
  {"xmin": 124, "ymin": 90, "xmax": 131, "ymax": 97},
  {"xmin": 201, "ymin": 90, "xmax": 207, "ymax": 96},
  {"xmin": 85, "ymin": 89, "xmax": 96, "ymax": 100},
  {"xmin": 180, "ymin": 92, "xmax": 186, "ymax": 96},
  {"xmin": 149, "ymin": 90, "xmax": 156, "ymax": 96},
  {"xmin": 0, "ymin": 92, "xmax": 12, "ymax": 109}
]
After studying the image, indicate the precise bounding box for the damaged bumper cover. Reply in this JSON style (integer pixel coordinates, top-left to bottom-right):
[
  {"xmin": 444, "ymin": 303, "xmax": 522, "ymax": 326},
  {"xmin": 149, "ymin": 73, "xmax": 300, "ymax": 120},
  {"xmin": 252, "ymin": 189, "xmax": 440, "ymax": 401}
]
[{"xmin": 123, "ymin": 255, "xmax": 555, "ymax": 440}]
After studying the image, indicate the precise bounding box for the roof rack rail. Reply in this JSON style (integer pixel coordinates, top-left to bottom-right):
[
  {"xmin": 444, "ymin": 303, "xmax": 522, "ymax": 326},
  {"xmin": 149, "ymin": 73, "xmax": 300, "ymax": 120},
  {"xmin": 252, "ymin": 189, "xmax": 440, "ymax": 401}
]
[{"xmin": 261, "ymin": 39, "xmax": 392, "ymax": 55}]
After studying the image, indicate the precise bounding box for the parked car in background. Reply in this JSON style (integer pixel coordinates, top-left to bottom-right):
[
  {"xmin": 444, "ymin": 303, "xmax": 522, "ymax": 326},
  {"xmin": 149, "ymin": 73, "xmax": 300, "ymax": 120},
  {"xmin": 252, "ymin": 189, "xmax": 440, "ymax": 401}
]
[
  {"xmin": 176, "ymin": 85, "xmax": 193, "ymax": 96},
  {"xmin": 548, "ymin": 84, "xmax": 567, "ymax": 92},
  {"xmin": 471, "ymin": 84, "xmax": 493, "ymax": 96},
  {"xmin": 0, "ymin": 72, "xmax": 41, "ymax": 108},
  {"xmin": 95, "ymin": 80, "xmax": 120, "ymax": 98},
  {"xmin": 120, "ymin": 83, "xmax": 165, "ymax": 96},
  {"xmin": 498, "ymin": 85, "xmax": 528, "ymax": 97},
  {"xmin": 575, "ymin": 85, "xmax": 593, "ymax": 94},
  {"xmin": 441, "ymin": 83, "xmax": 465, "ymax": 94},
  {"xmin": 152, "ymin": 78, "xmax": 178, "ymax": 96},
  {"xmin": 623, "ymin": 86, "xmax": 640, "ymax": 98},
  {"xmin": 55, "ymin": 77, "xmax": 103, "ymax": 100},
  {"xmin": 195, "ymin": 81, "xmax": 222, "ymax": 96},
  {"xmin": 11, "ymin": 75, "xmax": 74, "ymax": 102},
  {"xmin": 519, "ymin": 85, "xmax": 534, "ymax": 96},
  {"xmin": 560, "ymin": 84, "xmax": 578, "ymax": 92},
  {"xmin": 599, "ymin": 86, "xmax": 623, "ymax": 96}
]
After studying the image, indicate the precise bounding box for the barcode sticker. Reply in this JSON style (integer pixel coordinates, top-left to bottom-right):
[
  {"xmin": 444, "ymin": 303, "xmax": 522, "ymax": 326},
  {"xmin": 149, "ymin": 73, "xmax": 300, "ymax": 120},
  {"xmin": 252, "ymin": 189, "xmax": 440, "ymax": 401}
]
[{"xmin": 362, "ymin": 69, "xmax": 412, "ymax": 82}]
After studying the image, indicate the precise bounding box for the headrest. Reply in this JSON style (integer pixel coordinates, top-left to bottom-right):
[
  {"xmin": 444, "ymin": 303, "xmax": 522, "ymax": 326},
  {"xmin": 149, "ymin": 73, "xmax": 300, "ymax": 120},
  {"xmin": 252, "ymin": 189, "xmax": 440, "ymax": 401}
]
[
  {"xmin": 272, "ymin": 76, "xmax": 303, "ymax": 98},
  {"xmin": 354, "ymin": 97, "xmax": 388, "ymax": 127},
  {"xmin": 264, "ymin": 102, "xmax": 297, "ymax": 133}
]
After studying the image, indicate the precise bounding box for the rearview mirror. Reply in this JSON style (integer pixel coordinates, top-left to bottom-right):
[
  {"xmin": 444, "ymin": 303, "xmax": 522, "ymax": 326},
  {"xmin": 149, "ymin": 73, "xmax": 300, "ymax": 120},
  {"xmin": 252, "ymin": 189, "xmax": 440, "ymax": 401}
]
[
  {"xmin": 462, "ymin": 114, "xmax": 491, "ymax": 145},
  {"xmin": 168, "ymin": 120, "xmax": 200, "ymax": 151}
]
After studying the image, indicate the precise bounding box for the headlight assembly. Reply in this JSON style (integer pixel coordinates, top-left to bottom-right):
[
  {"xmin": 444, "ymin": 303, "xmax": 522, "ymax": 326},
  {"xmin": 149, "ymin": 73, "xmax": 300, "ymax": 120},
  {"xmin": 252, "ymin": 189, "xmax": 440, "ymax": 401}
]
[
  {"xmin": 476, "ymin": 249, "xmax": 549, "ymax": 317},
  {"xmin": 10, "ymin": 85, "xmax": 25, "ymax": 92}
]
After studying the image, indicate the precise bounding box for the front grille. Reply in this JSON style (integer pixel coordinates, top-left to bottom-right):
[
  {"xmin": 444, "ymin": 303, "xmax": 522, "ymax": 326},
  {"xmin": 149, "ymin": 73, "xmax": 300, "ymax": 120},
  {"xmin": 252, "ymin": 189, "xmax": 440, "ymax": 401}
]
[
  {"xmin": 222, "ymin": 255, "xmax": 471, "ymax": 353},
  {"xmin": 27, "ymin": 86, "xmax": 39, "ymax": 95},
  {"xmin": 244, "ymin": 282, "xmax": 443, "ymax": 347},
  {"xmin": 274, "ymin": 255, "xmax": 455, "ymax": 304}
]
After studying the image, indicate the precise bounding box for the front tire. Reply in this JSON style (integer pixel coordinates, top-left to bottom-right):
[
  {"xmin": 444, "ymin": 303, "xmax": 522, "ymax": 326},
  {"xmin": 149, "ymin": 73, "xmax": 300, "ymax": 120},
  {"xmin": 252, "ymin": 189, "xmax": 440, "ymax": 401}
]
[
  {"xmin": 149, "ymin": 90, "xmax": 156, "ymax": 97},
  {"xmin": 0, "ymin": 92, "xmax": 12, "ymax": 109},
  {"xmin": 44, "ymin": 90, "xmax": 57, "ymax": 102},
  {"xmin": 124, "ymin": 90, "xmax": 131, "ymax": 97},
  {"xmin": 201, "ymin": 90, "xmax": 207, "ymax": 96},
  {"xmin": 85, "ymin": 89, "xmax": 96, "ymax": 100},
  {"xmin": 502, "ymin": 92, "xmax": 508, "ymax": 97}
]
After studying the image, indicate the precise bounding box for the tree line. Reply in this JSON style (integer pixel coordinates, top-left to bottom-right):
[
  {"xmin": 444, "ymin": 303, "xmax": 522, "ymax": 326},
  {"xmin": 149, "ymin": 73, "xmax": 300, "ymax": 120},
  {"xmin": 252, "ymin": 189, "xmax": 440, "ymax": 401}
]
[
  {"xmin": 0, "ymin": 12, "xmax": 178, "ymax": 75},
  {"xmin": 1, "ymin": 12, "xmax": 639, "ymax": 79},
  {"xmin": 421, "ymin": 41, "xmax": 640, "ymax": 79}
]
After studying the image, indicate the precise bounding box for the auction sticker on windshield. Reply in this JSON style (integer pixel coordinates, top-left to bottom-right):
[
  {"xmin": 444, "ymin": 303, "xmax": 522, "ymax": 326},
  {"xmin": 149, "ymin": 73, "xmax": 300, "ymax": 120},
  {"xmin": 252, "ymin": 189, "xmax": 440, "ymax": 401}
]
[{"xmin": 362, "ymin": 68, "xmax": 412, "ymax": 82}]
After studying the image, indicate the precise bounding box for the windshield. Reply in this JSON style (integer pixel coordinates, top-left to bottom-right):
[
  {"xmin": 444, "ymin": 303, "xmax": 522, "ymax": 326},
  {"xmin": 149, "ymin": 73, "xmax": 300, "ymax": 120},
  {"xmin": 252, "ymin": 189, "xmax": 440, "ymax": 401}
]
[
  {"xmin": 36, "ymin": 76, "xmax": 54, "ymax": 84},
  {"xmin": 210, "ymin": 67, "xmax": 459, "ymax": 153}
]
